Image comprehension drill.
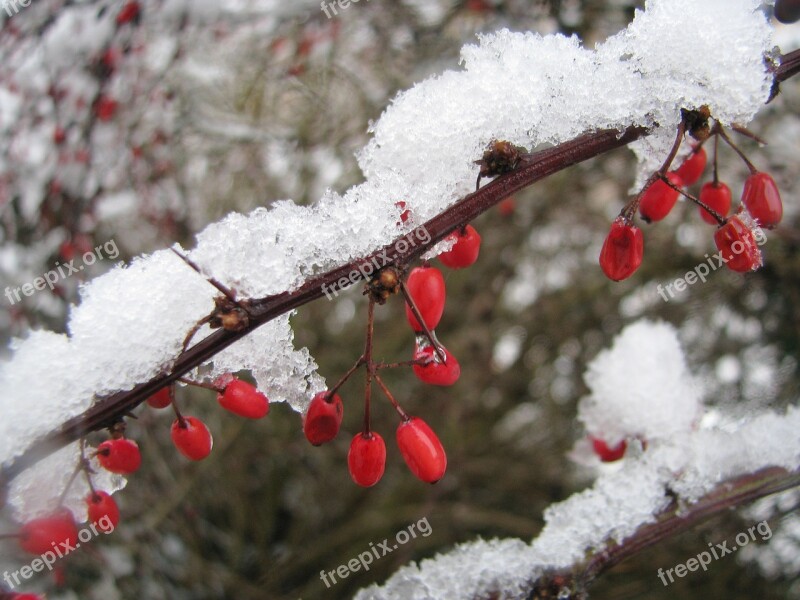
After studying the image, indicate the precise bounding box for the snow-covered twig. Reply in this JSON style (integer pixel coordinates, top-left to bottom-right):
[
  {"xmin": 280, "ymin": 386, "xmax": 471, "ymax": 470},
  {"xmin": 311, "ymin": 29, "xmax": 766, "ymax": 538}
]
[{"xmin": 1, "ymin": 48, "xmax": 799, "ymax": 509}]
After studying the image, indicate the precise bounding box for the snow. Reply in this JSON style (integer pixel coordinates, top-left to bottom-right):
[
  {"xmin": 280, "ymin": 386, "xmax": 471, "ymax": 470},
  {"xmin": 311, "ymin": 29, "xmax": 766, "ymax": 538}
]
[
  {"xmin": 578, "ymin": 320, "xmax": 703, "ymax": 445},
  {"xmin": 200, "ymin": 312, "xmax": 327, "ymax": 414},
  {"xmin": 8, "ymin": 442, "xmax": 126, "ymax": 523}
]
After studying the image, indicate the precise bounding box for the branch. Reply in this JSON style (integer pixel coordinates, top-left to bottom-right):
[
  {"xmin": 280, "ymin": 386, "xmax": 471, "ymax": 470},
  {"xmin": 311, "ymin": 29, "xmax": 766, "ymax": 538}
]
[
  {"xmin": 582, "ymin": 466, "xmax": 800, "ymax": 583},
  {"xmin": 1, "ymin": 49, "xmax": 799, "ymax": 499},
  {"xmin": 528, "ymin": 467, "xmax": 800, "ymax": 598}
]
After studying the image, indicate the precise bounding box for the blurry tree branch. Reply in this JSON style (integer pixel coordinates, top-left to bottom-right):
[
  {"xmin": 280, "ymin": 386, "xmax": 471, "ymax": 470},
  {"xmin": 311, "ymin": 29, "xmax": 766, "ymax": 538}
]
[{"xmin": 526, "ymin": 466, "xmax": 800, "ymax": 599}]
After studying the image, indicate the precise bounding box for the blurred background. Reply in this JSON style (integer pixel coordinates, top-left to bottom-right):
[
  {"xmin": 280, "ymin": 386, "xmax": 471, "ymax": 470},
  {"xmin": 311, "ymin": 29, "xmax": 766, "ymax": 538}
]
[{"xmin": 0, "ymin": 0, "xmax": 798, "ymax": 598}]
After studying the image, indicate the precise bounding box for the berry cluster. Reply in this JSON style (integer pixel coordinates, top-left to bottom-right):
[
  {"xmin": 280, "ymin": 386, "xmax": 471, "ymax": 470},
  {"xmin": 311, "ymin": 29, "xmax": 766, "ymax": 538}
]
[
  {"xmin": 302, "ymin": 217, "xmax": 483, "ymax": 487},
  {"xmin": 0, "ymin": 371, "xmax": 271, "ymax": 596},
  {"xmin": 599, "ymin": 110, "xmax": 782, "ymax": 281}
]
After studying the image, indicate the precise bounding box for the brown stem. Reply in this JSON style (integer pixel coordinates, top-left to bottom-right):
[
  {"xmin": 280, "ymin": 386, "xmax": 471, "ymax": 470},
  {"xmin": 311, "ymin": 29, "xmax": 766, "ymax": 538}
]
[
  {"xmin": 374, "ymin": 373, "xmax": 409, "ymax": 421},
  {"xmin": 659, "ymin": 119, "xmax": 687, "ymax": 175},
  {"xmin": 57, "ymin": 454, "xmax": 85, "ymax": 506},
  {"xmin": 327, "ymin": 356, "xmax": 365, "ymax": 399},
  {"xmin": 622, "ymin": 117, "xmax": 686, "ymax": 222},
  {"xmin": 712, "ymin": 133, "xmax": 719, "ymax": 185},
  {"xmin": 178, "ymin": 377, "xmax": 222, "ymax": 393},
  {"xmin": 579, "ymin": 467, "xmax": 800, "ymax": 585},
  {"xmin": 170, "ymin": 247, "xmax": 240, "ymax": 304},
  {"xmin": 181, "ymin": 315, "xmax": 212, "ymax": 354},
  {"xmin": 171, "ymin": 397, "xmax": 186, "ymax": 427},
  {"xmin": 82, "ymin": 463, "xmax": 98, "ymax": 497},
  {"xmin": 775, "ymin": 48, "xmax": 800, "ymax": 85},
  {"xmin": 718, "ymin": 127, "xmax": 758, "ymax": 174},
  {"xmin": 731, "ymin": 124, "xmax": 767, "ymax": 146},
  {"xmin": 659, "ymin": 173, "xmax": 726, "ymax": 226},
  {"xmin": 400, "ymin": 280, "xmax": 446, "ymax": 363},
  {"xmin": 375, "ymin": 359, "xmax": 428, "ymax": 369},
  {"xmin": 1, "ymin": 52, "xmax": 798, "ymax": 492},
  {"xmin": 363, "ymin": 299, "xmax": 375, "ymax": 434}
]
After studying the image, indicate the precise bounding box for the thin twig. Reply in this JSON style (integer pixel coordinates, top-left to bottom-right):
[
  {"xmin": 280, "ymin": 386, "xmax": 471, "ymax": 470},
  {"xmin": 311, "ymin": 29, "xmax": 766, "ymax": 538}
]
[
  {"xmin": 579, "ymin": 467, "xmax": 800, "ymax": 585},
  {"xmin": 658, "ymin": 173, "xmax": 726, "ymax": 226},
  {"xmin": 400, "ymin": 280, "xmax": 447, "ymax": 363},
  {"xmin": 374, "ymin": 373, "xmax": 409, "ymax": 421},
  {"xmin": 717, "ymin": 127, "xmax": 758, "ymax": 174},
  {"xmin": 363, "ymin": 299, "xmax": 375, "ymax": 434},
  {"xmin": 327, "ymin": 356, "xmax": 365, "ymax": 398},
  {"xmin": 170, "ymin": 247, "xmax": 240, "ymax": 303},
  {"xmin": 375, "ymin": 359, "xmax": 428, "ymax": 369},
  {"xmin": 178, "ymin": 377, "xmax": 222, "ymax": 393}
]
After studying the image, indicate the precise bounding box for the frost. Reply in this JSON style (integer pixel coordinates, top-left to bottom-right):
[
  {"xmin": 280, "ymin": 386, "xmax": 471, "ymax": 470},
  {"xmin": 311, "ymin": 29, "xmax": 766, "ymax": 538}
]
[{"xmin": 578, "ymin": 320, "xmax": 703, "ymax": 445}]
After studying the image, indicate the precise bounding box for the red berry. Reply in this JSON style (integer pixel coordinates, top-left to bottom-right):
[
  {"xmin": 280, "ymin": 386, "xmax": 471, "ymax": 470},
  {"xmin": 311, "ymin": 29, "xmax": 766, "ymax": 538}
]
[
  {"xmin": 396, "ymin": 417, "xmax": 447, "ymax": 484},
  {"xmin": 303, "ymin": 391, "xmax": 344, "ymax": 446},
  {"xmin": 591, "ymin": 437, "xmax": 627, "ymax": 462},
  {"xmin": 714, "ymin": 216, "xmax": 762, "ymax": 273},
  {"xmin": 396, "ymin": 201, "xmax": 411, "ymax": 224},
  {"xmin": 170, "ymin": 416, "xmax": 213, "ymax": 461},
  {"xmin": 413, "ymin": 341, "xmax": 461, "ymax": 386},
  {"xmin": 101, "ymin": 48, "xmax": 119, "ymax": 71},
  {"xmin": 348, "ymin": 432, "xmax": 386, "ymax": 487},
  {"xmin": 404, "ymin": 266, "xmax": 446, "ymax": 332},
  {"xmin": 116, "ymin": 1, "xmax": 140, "ymax": 25},
  {"xmin": 94, "ymin": 96, "xmax": 118, "ymax": 121},
  {"xmin": 12, "ymin": 594, "xmax": 45, "ymax": 600},
  {"xmin": 18, "ymin": 510, "xmax": 78, "ymax": 555},
  {"xmin": 673, "ymin": 147, "xmax": 707, "ymax": 186},
  {"xmin": 146, "ymin": 387, "xmax": 171, "ymax": 409},
  {"xmin": 638, "ymin": 173, "xmax": 683, "ymax": 222},
  {"xmin": 438, "ymin": 225, "xmax": 482, "ymax": 269},
  {"xmin": 698, "ymin": 181, "xmax": 732, "ymax": 225},
  {"xmin": 53, "ymin": 127, "xmax": 66, "ymax": 145},
  {"xmin": 466, "ymin": 0, "xmax": 492, "ymax": 12},
  {"xmin": 85, "ymin": 491, "xmax": 120, "ymax": 532},
  {"xmin": 599, "ymin": 217, "xmax": 643, "ymax": 281},
  {"xmin": 217, "ymin": 379, "xmax": 269, "ymax": 419},
  {"xmin": 97, "ymin": 438, "xmax": 141, "ymax": 474},
  {"xmin": 497, "ymin": 196, "xmax": 516, "ymax": 217},
  {"xmin": 741, "ymin": 172, "xmax": 783, "ymax": 228}
]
